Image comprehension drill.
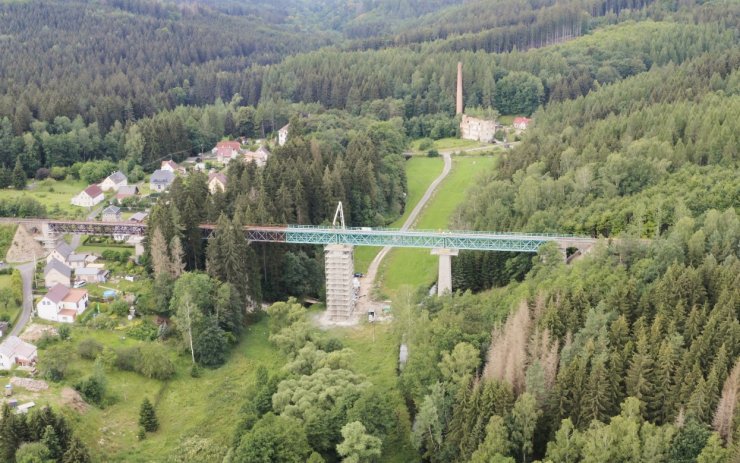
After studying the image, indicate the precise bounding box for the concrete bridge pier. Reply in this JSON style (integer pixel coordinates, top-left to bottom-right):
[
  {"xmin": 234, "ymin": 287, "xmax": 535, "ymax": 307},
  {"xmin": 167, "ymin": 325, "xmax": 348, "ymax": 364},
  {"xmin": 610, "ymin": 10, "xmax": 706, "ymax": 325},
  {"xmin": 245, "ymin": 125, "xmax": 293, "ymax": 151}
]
[
  {"xmin": 40, "ymin": 223, "xmax": 63, "ymax": 251},
  {"xmin": 432, "ymin": 248, "xmax": 459, "ymax": 296},
  {"xmin": 324, "ymin": 244, "xmax": 355, "ymax": 321}
]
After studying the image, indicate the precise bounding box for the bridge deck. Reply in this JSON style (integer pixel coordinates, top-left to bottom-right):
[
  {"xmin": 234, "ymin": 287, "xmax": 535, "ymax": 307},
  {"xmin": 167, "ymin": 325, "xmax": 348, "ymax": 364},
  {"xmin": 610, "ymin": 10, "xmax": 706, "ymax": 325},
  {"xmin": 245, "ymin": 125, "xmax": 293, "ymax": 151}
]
[{"xmin": 35, "ymin": 220, "xmax": 595, "ymax": 252}]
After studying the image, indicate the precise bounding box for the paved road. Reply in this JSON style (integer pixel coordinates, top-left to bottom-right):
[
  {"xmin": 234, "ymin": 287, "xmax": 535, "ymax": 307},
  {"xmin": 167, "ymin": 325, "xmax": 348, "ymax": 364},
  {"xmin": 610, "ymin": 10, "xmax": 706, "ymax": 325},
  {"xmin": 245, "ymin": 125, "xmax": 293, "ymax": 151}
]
[
  {"xmin": 10, "ymin": 262, "xmax": 35, "ymax": 337},
  {"xmin": 357, "ymin": 151, "xmax": 453, "ymax": 311}
]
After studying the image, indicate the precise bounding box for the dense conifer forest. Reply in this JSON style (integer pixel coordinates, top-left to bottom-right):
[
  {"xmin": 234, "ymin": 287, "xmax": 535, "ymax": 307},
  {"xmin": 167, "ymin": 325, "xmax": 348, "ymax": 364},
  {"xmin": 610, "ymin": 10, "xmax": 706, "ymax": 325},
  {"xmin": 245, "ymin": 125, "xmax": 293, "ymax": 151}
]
[{"xmin": 0, "ymin": 0, "xmax": 737, "ymax": 461}]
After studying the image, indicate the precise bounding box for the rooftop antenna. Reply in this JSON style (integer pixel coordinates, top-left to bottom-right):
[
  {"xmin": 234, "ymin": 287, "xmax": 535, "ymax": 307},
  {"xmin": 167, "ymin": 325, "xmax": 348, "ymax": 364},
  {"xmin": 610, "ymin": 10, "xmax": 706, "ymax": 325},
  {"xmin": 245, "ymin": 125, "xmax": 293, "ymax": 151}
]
[{"xmin": 332, "ymin": 202, "xmax": 346, "ymax": 229}]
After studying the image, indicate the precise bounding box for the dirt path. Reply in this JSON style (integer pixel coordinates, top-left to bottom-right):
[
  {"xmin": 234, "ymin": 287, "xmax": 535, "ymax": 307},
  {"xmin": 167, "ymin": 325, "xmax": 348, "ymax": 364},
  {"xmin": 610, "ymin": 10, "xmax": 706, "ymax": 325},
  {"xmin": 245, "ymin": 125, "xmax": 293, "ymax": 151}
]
[{"xmin": 10, "ymin": 261, "xmax": 35, "ymax": 337}]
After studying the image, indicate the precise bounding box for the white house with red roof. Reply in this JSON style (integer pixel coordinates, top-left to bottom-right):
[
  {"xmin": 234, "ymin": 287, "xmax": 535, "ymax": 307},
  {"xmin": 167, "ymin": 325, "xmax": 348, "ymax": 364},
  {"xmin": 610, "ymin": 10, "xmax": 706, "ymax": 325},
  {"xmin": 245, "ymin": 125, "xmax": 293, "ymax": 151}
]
[
  {"xmin": 213, "ymin": 141, "xmax": 242, "ymax": 164},
  {"xmin": 71, "ymin": 184, "xmax": 104, "ymax": 208},
  {"xmin": 513, "ymin": 117, "xmax": 532, "ymax": 130},
  {"xmin": 36, "ymin": 283, "xmax": 89, "ymax": 323}
]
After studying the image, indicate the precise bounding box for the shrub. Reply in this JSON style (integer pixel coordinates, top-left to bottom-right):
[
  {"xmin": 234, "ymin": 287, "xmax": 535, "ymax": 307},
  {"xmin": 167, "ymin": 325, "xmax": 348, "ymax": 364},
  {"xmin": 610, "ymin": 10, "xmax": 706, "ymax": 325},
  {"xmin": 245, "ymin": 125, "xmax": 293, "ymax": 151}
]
[
  {"xmin": 57, "ymin": 325, "xmax": 70, "ymax": 340},
  {"xmin": 35, "ymin": 168, "xmax": 50, "ymax": 180},
  {"xmin": 427, "ymin": 149, "xmax": 440, "ymax": 158},
  {"xmin": 114, "ymin": 346, "xmax": 141, "ymax": 372},
  {"xmin": 74, "ymin": 376, "xmax": 105, "ymax": 406},
  {"xmin": 109, "ymin": 300, "xmax": 129, "ymax": 317},
  {"xmin": 49, "ymin": 166, "xmax": 67, "ymax": 180},
  {"xmin": 77, "ymin": 339, "xmax": 103, "ymax": 360},
  {"xmin": 418, "ymin": 138, "xmax": 434, "ymax": 150},
  {"xmin": 135, "ymin": 344, "xmax": 175, "ymax": 380},
  {"xmin": 127, "ymin": 321, "xmax": 158, "ymax": 341}
]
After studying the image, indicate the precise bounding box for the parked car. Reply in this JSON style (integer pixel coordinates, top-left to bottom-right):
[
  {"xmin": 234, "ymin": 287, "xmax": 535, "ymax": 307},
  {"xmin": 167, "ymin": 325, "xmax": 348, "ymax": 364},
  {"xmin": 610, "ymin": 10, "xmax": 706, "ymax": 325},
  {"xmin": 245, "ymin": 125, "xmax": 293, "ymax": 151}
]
[
  {"xmin": 73, "ymin": 280, "xmax": 86, "ymax": 288},
  {"xmin": 353, "ymin": 272, "xmax": 364, "ymax": 278}
]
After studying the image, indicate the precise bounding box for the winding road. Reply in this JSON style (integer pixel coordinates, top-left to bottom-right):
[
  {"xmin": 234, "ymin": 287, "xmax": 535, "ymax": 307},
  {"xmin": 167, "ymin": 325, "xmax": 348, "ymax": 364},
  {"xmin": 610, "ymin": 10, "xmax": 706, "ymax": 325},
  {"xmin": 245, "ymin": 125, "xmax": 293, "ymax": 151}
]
[{"xmin": 356, "ymin": 150, "xmax": 453, "ymax": 312}]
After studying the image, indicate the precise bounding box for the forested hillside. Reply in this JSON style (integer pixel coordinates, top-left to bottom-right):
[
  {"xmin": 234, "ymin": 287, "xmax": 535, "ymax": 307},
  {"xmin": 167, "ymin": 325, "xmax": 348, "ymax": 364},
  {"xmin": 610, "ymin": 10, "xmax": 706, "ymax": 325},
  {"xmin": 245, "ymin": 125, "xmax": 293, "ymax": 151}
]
[{"xmin": 0, "ymin": 0, "xmax": 737, "ymax": 461}]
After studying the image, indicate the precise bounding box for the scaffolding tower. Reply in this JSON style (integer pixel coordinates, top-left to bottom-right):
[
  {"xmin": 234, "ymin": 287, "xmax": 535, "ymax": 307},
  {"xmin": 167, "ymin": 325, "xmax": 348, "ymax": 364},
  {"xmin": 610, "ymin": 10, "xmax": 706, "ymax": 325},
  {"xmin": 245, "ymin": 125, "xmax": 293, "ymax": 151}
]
[{"xmin": 324, "ymin": 244, "xmax": 355, "ymax": 320}]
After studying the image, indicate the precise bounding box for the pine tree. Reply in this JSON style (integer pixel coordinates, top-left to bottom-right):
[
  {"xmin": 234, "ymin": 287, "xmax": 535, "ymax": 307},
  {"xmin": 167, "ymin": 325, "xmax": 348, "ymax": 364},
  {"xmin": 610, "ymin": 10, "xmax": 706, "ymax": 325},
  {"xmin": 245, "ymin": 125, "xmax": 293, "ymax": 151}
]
[
  {"xmin": 150, "ymin": 227, "xmax": 170, "ymax": 276},
  {"xmin": 12, "ymin": 156, "xmax": 25, "ymax": 190},
  {"xmin": 471, "ymin": 415, "xmax": 513, "ymax": 463},
  {"xmin": 62, "ymin": 436, "xmax": 92, "ymax": 463},
  {"xmin": 626, "ymin": 329, "xmax": 656, "ymax": 420},
  {"xmin": 139, "ymin": 398, "xmax": 158, "ymax": 433},
  {"xmin": 41, "ymin": 425, "xmax": 62, "ymax": 461},
  {"xmin": 696, "ymin": 433, "xmax": 729, "ymax": 463}
]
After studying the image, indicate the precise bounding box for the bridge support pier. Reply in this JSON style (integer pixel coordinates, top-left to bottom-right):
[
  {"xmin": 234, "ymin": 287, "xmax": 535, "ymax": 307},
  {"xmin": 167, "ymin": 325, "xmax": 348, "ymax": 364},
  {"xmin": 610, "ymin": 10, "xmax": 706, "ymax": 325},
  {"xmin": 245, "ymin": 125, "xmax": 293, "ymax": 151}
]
[
  {"xmin": 432, "ymin": 248, "xmax": 459, "ymax": 296},
  {"xmin": 324, "ymin": 244, "xmax": 355, "ymax": 321},
  {"xmin": 40, "ymin": 223, "xmax": 63, "ymax": 251}
]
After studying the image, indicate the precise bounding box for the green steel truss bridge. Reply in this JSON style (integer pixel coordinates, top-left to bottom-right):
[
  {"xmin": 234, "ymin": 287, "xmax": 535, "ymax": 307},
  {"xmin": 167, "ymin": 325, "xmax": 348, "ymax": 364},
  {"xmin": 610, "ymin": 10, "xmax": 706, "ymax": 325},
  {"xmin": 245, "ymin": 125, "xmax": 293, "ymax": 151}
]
[{"xmin": 37, "ymin": 220, "xmax": 596, "ymax": 253}]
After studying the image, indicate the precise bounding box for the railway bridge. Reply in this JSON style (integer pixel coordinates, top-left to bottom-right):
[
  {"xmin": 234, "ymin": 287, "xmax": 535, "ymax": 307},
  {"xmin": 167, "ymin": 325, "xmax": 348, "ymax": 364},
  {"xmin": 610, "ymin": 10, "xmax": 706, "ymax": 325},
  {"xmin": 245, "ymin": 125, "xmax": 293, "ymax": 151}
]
[{"xmin": 5, "ymin": 218, "xmax": 596, "ymax": 320}]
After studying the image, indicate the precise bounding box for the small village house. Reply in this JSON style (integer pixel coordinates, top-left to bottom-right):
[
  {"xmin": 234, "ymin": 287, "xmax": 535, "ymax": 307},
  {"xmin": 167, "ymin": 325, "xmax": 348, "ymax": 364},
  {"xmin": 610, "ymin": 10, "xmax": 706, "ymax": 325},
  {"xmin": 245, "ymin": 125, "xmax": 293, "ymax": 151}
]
[
  {"xmin": 244, "ymin": 146, "xmax": 271, "ymax": 167},
  {"xmin": 66, "ymin": 253, "xmax": 95, "ymax": 269},
  {"xmin": 0, "ymin": 336, "xmax": 37, "ymax": 370},
  {"xmin": 44, "ymin": 259, "xmax": 71, "ymax": 288},
  {"xmin": 74, "ymin": 267, "xmax": 109, "ymax": 284},
  {"xmin": 99, "ymin": 171, "xmax": 128, "ymax": 192},
  {"xmin": 278, "ymin": 124, "xmax": 290, "ymax": 146},
  {"xmin": 115, "ymin": 185, "xmax": 139, "ymax": 202},
  {"xmin": 213, "ymin": 140, "xmax": 242, "ymax": 164},
  {"xmin": 36, "ymin": 284, "xmax": 89, "ymax": 323},
  {"xmin": 46, "ymin": 243, "xmax": 74, "ymax": 265},
  {"xmin": 208, "ymin": 172, "xmax": 227, "ymax": 194},
  {"xmin": 129, "ymin": 212, "xmax": 148, "ymax": 223},
  {"xmin": 71, "ymin": 185, "xmax": 104, "ymax": 208},
  {"xmin": 102, "ymin": 205, "xmax": 121, "ymax": 222},
  {"xmin": 160, "ymin": 160, "xmax": 184, "ymax": 175},
  {"xmin": 149, "ymin": 169, "xmax": 175, "ymax": 192},
  {"xmin": 513, "ymin": 117, "xmax": 532, "ymax": 130}
]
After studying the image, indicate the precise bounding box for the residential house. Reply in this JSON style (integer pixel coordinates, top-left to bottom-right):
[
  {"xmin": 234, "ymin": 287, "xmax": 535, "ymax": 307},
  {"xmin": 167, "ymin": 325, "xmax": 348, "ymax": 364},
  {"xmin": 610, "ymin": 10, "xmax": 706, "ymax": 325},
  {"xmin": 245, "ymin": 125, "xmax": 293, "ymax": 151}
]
[
  {"xmin": 102, "ymin": 205, "xmax": 121, "ymax": 222},
  {"xmin": 71, "ymin": 185, "xmax": 104, "ymax": 208},
  {"xmin": 244, "ymin": 146, "xmax": 271, "ymax": 167},
  {"xmin": 36, "ymin": 284, "xmax": 89, "ymax": 323},
  {"xmin": 149, "ymin": 169, "xmax": 175, "ymax": 192},
  {"xmin": 129, "ymin": 212, "xmax": 148, "ymax": 223},
  {"xmin": 208, "ymin": 172, "xmax": 227, "ymax": 194},
  {"xmin": 74, "ymin": 267, "xmax": 109, "ymax": 284},
  {"xmin": 0, "ymin": 336, "xmax": 37, "ymax": 370},
  {"xmin": 100, "ymin": 171, "xmax": 128, "ymax": 192},
  {"xmin": 278, "ymin": 124, "xmax": 290, "ymax": 146},
  {"xmin": 513, "ymin": 117, "xmax": 532, "ymax": 130},
  {"xmin": 44, "ymin": 259, "xmax": 71, "ymax": 288},
  {"xmin": 67, "ymin": 253, "xmax": 95, "ymax": 269},
  {"xmin": 46, "ymin": 243, "xmax": 74, "ymax": 265},
  {"xmin": 115, "ymin": 185, "xmax": 139, "ymax": 203},
  {"xmin": 161, "ymin": 160, "xmax": 178, "ymax": 172},
  {"xmin": 213, "ymin": 141, "xmax": 241, "ymax": 164}
]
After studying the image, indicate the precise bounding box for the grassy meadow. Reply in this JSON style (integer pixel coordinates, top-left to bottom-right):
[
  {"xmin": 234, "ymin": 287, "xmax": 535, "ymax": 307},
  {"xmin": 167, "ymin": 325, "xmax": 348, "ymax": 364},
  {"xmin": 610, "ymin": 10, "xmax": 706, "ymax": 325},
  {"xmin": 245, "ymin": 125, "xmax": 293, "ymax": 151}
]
[{"xmin": 376, "ymin": 155, "xmax": 497, "ymax": 298}]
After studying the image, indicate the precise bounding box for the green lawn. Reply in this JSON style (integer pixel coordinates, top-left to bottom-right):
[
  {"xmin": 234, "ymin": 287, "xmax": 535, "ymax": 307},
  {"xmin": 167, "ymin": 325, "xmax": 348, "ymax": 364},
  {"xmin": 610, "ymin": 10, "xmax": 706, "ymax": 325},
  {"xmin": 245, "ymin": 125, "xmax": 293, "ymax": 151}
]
[
  {"xmin": 0, "ymin": 273, "xmax": 21, "ymax": 326},
  {"xmin": 409, "ymin": 137, "xmax": 484, "ymax": 154},
  {"xmin": 0, "ymin": 224, "xmax": 16, "ymax": 260},
  {"xmin": 377, "ymin": 156, "xmax": 497, "ymax": 297},
  {"xmin": 0, "ymin": 178, "xmax": 96, "ymax": 218},
  {"xmin": 354, "ymin": 156, "xmax": 444, "ymax": 273}
]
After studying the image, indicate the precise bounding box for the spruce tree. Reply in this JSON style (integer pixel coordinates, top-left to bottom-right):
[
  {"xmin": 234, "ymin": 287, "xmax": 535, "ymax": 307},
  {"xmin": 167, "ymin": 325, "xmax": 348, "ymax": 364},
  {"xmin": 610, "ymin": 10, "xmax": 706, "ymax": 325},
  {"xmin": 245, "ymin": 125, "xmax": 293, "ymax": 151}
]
[
  {"xmin": 12, "ymin": 156, "xmax": 25, "ymax": 190},
  {"xmin": 139, "ymin": 398, "xmax": 158, "ymax": 433},
  {"xmin": 62, "ymin": 436, "xmax": 92, "ymax": 463},
  {"xmin": 41, "ymin": 425, "xmax": 62, "ymax": 461}
]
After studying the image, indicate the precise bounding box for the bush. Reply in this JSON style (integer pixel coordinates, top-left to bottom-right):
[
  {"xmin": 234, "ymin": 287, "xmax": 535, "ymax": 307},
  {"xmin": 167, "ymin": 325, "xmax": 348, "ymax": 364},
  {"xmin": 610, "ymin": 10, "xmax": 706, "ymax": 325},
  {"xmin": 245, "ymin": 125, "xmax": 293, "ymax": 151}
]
[
  {"xmin": 127, "ymin": 321, "xmax": 158, "ymax": 341},
  {"xmin": 35, "ymin": 168, "xmax": 50, "ymax": 180},
  {"xmin": 49, "ymin": 166, "xmax": 67, "ymax": 180},
  {"xmin": 114, "ymin": 346, "xmax": 141, "ymax": 372},
  {"xmin": 58, "ymin": 325, "xmax": 70, "ymax": 340},
  {"xmin": 74, "ymin": 376, "xmax": 105, "ymax": 406},
  {"xmin": 135, "ymin": 344, "xmax": 175, "ymax": 380},
  {"xmin": 109, "ymin": 300, "xmax": 129, "ymax": 317},
  {"xmin": 427, "ymin": 149, "xmax": 440, "ymax": 158},
  {"xmin": 418, "ymin": 138, "xmax": 434, "ymax": 150},
  {"xmin": 77, "ymin": 339, "xmax": 103, "ymax": 360}
]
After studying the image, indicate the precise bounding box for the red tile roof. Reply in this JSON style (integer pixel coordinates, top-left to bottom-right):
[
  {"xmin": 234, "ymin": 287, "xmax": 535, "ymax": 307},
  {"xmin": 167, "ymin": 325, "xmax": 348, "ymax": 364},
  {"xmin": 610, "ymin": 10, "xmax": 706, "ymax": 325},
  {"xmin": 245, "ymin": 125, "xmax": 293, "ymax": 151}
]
[{"xmin": 83, "ymin": 184, "xmax": 103, "ymax": 198}]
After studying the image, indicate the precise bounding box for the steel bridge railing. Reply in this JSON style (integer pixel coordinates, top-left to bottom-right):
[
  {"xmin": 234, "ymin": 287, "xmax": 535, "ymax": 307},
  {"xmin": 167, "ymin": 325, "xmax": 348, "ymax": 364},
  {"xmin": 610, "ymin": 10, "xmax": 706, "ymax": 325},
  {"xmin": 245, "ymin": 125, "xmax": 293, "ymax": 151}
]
[{"xmin": 40, "ymin": 220, "xmax": 595, "ymax": 252}]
